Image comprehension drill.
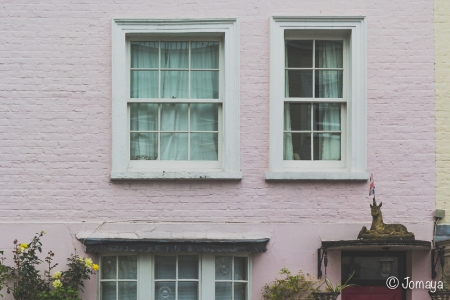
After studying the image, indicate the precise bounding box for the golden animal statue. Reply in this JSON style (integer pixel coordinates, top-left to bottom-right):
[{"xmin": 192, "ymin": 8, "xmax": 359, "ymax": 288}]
[{"xmin": 358, "ymin": 199, "xmax": 415, "ymax": 240}]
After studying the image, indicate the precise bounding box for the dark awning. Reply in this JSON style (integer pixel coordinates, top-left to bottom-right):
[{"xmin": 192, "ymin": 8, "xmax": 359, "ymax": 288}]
[
  {"xmin": 321, "ymin": 239, "xmax": 431, "ymax": 251},
  {"xmin": 79, "ymin": 238, "xmax": 270, "ymax": 253}
]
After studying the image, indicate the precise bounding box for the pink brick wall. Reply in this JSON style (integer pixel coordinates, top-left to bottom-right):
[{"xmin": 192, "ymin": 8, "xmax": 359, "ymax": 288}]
[{"xmin": 0, "ymin": 0, "xmax": 435, "ymax": 299}]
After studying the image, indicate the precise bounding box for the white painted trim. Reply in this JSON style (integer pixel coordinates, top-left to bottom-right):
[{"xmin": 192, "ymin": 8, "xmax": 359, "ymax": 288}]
[
  {"xmin": 111, "ymin": 19, "xmax": 240, "ymax": 180},
  {"xmin": 268, "ymin": 16, "xmax": 367, "ymax": 179}
]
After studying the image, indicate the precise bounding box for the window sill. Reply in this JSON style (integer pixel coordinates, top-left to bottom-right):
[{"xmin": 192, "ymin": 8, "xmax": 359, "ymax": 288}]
[
  {"xmin": 110, "ymin": 171, "xmax": 243, "ymax": 180},
  {"xmin": 265, "ymin": 171, "xmax": 370, "ymax": 181}
]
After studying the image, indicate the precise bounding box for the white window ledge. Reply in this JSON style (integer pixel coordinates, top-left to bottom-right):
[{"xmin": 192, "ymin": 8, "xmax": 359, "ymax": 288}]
[
  {"xmin": 110, "ymin": 171, "xmax": 242, "ymax": 180},
  {"xmin": 265, "ymin": 171, "xmax": 370, "ymax": 181}
]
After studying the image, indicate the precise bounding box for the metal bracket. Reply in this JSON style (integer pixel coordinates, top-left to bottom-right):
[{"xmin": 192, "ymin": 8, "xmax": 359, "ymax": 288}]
[{"xmin": 432, "ymin": 246, "xmax": 445, "ymax": 280}]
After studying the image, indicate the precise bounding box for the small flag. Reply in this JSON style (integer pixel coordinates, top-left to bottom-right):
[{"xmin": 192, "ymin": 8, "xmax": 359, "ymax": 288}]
[{"xmin": 369, "ymin": 173, "xmax": 375, "ymax": 196}]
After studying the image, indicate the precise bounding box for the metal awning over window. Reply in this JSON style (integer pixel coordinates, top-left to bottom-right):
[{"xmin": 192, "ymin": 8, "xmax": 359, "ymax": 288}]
[
  {"xmin": 321, "ymin": 239, "xmax": 431, "ymax": 251},
  {"xmin": 79, "ymin": 238, "xmax": 270, "ymax": 253}
]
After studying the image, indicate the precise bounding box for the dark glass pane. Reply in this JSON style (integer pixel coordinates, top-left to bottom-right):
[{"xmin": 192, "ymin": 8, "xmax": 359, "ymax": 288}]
[
  {"xmin": 155, "ymin": 256, "xmax": 176, "ymax": 279},
  {"xmin": 284, "ymin": 103, "xmax": 311, "ymax": 131},
  {"xmin": 313, "ymin": 133, "xmax": 341, "ymax": 160},
  {"xmin": 285, "ymin": 70, "xmax": 313, "ymax": 97},
  {"xmin": 118, "ymin": 282, "xmax": 137, "ymax": 300},
  {"xmin": 234, "ymin": 282, "xmax": 247, "ymax": 300},
  {"xmin": 179, "ymin": 255, "xmax": 199, "ymax": 279},
  {"xmin": 314, "ymin": 103, "xmax": 341, "ymax": 131},
  {"xmin": 284, "ymin": 133, "xmax": 311, "ymax": 160},
  {"xmin": 315, "ymin": 40, "xmax": 343, "ymax": 68},
  {"xmin": 234, "ymin": 257, "xmax": 248, "ymax": 280},
  {"xmin": 101, "ymin": 256, "xmax": 116, "ymax": 279},
  {"xmin": 155, "ymin": 282, "xmax": 176, "ymax": 300},
  {"xmin": 315, "ymin": 70, "xmax": 343, "ymax": 98},
  {"xmin": 178, "ymin": 282, "xmax": 198, "ymax": 300},
  {"xmin": 101, "ymin": 282, "xmax": 116, "ymax": 300},
  {"xmin": 215, "ymin": 282, "xmax": 232, "ymax": 300},
  {"xmin": 286, "ymin": 40, "xmax": 313, "ymax": 68}
]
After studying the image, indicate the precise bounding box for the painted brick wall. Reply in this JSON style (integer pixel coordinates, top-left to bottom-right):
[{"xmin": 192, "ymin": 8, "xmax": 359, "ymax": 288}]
[
  {"xmin": 0, "ymin": 0, "xmax": 435, "ymax": 225},
  {"xmin": 435, "ymin": 0, "xmax": 450, "ymax": 223}
]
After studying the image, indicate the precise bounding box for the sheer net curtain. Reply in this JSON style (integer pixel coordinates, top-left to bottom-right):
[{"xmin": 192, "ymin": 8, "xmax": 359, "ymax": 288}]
[
  {"xmin": 130, "ymin": 41, "xmax": 219, "ymax": 161},
  {"xmin": 284, "ymin": 40, "xmax": 342, "ymax": 161}
]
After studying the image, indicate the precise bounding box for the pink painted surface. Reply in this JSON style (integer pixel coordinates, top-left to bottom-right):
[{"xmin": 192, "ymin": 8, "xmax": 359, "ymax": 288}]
[{"xmin": 0, "ymin": 0, "xmax": 435, "ymax": 299}]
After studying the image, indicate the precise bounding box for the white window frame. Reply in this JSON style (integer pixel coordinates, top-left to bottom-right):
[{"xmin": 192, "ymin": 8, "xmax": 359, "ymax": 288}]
[
  {"xmin": 266, "ymin": 16, "xmax": 369, "ymax": 181},
  {"xmin": 98, "ymin": 252, "xmax": 252, "ymax": 300},
  {"xmin": 111, "ymin": 19, "xmax": 241, "ymax": 180}
]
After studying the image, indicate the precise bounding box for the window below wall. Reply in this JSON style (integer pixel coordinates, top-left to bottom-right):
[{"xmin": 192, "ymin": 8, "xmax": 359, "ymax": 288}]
[{"xmin": 99, "ymin": 253, "xmax": 251, "ymax": 300}]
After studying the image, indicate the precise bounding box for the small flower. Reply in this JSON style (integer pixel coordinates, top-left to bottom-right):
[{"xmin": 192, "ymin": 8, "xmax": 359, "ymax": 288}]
[
  {"xmin": 92, "ymin": 264, "xmax": 99, "ymax": 271},
  {"xmin": 53, "ymin": 279, "xmax": 62, "ymax": 289},
  {"xmin": 85, "ymin": 258, "xmax": 93, "ymax": 268},
  {"xmin": 19, "ymin": 243, "xmax": 28, "ymax": 249},
  {"xmin": 52, "ymin": 271, "xmax": 62, "ymax": 279},
  {"xmin": 41, "ymin": 230, "xmax": 46, "ymax": 235},
  {"xmin": 17, "ymin": 243, "xmax": 28, "ymax": 253}
]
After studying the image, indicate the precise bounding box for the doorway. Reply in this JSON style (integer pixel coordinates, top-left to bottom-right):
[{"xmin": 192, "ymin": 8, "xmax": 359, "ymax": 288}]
[{"xmin": 341, "ymin": 251, "xmax": 406, "ymax": 300}]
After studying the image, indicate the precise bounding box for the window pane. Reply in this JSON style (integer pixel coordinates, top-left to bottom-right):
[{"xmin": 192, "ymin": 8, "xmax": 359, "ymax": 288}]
[
  {"xmin": 101, "ymin": 282, "xmax": 116, "ymax": 300},
  {"xmin": 190, "ymin": 104, "xmax": 218, "ymax": 131},
  {"xmin": 179, "ymin": 255, "xmax": 199, "ymax": 279},
  {"xmin": 234, "ymin": 283, "xmax": 247, "ymax": 300},
  {"xmin": 178, "ymin": 282, "xmax": 198, "ymax": 300},
  {"xmin": 118, "ymin": 282, "xmax": 137, "ymax": 300},
  {"xmin": 284, "ymin": 133, "xmax": 311, "ymax": 160},
  {"xmin": 234, "ymin": 257, "xmax": 248, "ymax": 280},
  {"xmin": 130, "ymin": 71, "xmax": 158, "ymax": 98},
  {"xmin": 191, "ymin": 71, "xmax": 219, "ymax": 99},
  {"xmin": 130, "ymin": 103, "xmax": 158, "ymax": 131},
  {"xmin": 314, "ymin": 133, "xmax": 341, "ymax": 160},
  {"xmin": 161, "ymin": 71, "xmax": 188, "ymax": 98},
  {"xmin": 284, "ymin": 103, "xmax": 311, "ymax": 131},
  {"xmin": 315, "ymin": 40, "xmax": 343, "ymax": 68},
  {"xmin": 131, "ymin": 41, "xmax": 159, "ymax": 68},
  {"xmin": 215, "ymin": 282, "xmax": 232, "ymax": 300},
  {"xmin": 155, "ymin": 256, "xmax": 176, "ymax": 279},
  {"xmin": 155, "ymin": 282, "xmax": 176, "ymax": 300},
  {"xmin": 191, "ymin": 41, "xmax": 219, "ymax": 69},
  {"xmin": 130, "ymin": 133, "xmax": 158, "ymax": 160},
  {"xmin": 285, "ymin": 40, "xmax": 313, "ymax": 68},
  {"xmin": 161, "ymin": 42, "xmax": 189, "ymax": 69},
  {"xmin": 160, "ymin": 133, "xmax": 188, "ymax": 160},
  {"xmin": 118, "ymin": 256, "xmax": 137, "ymax": 279},
  {"xmin": 314, "ymin": 103, "xmax": 341, "ymax": 131},
  {"xmin": 190, "ymin": 133, "xmax": 218, "ymax": 161},
  {"xmin": 315, "ymin": 70, "xmax": 343, "ymax": 98},
  {"xmin": 161, "ymin": 104, "xmax": 188, "ymax": 131},
  {"xmin": 101, "ymin": 256, "xmax": 116, "ymax": 279},
  {"xmin": 215, "ymin": 256, "xmax": 232, "ymax": 280},
  {"xmin": 285, "ymin": 70, "xmax": 313, "ymax": 97}
]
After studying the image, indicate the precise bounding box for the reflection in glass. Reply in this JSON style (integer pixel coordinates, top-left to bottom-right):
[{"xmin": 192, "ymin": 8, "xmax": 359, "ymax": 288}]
[
  {"xmin": 179, "ymin": 255, "xmax": 199, "ymax": 279},
  {"xmin": 190, "ymin": 104, "xmax": 218, "ymax": 131},
  {"xmin": 101, "ymin": 282, "xmax": 116, "ymax": 300},
  {"xmin": 160, "ymin": 133, "xmax": 188, "ymax": 160},
  {"xmin": 285, "ymin": 70, "xmax": 313, "ymax": 97},
  {"xmin": 118, "ymin": 282, "xmax": 137, "ymax": 300},
  {"xmin": 314, "ymin": 103, "xmax": 340, "ymax": 131},
  {"xmin": 313, "ymin": 133, "xmax": 341, "ymax": 160},
  {"xmin": 285, "ymin": 40, "xmax": 313, "ymax": 68},
  {"xmin": 215, "ymin": 282, "xmax": 232, "ymax": 300},
  {"xmin": 234, "ymin": 257, "xmax": 248, "ymax": 280},
  {"xmin": 118, "ymin": 256, "xmax": 137, "ymax": 279},
  {"xmin": 215, "ymin": 256, "xmax": 232, "ymax": 280},
  {"xmin": 284, "ymin": 133, "xmax": 311, "ymax": 160},
  {"xmin": 101, "ymin": 256, "xmax": 116, "ymax": 279},
  {"xmin": 315, "ymin": 70, "xmax": 343, "ymax": 98},
  {"xmin": 155, "ymin": 256, "xmax": 176, "ymax": 279},
  {"xmin": 155, "ymin": 282, "xmax": 176, "ymax": 300},
  {"xmin": 315, "ymin": 40, "xmax": 343, "ymax": 68},
  {"xmin": 284, "ymin": 103, "xmax": 311, "ymax": 131},
  {"xmin": 130, "ymin": 103, "xmax": 158, "ymax": 131}
]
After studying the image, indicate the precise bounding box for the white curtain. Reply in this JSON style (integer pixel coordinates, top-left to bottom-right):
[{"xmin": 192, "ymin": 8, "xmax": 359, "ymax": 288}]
[{"xmin": 130, "ymin": 41, "xmax": 219, "ymax": 161}]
